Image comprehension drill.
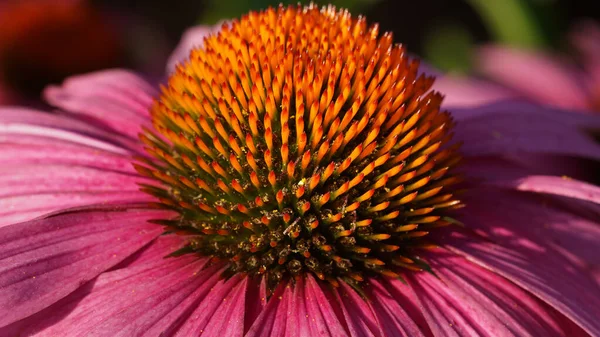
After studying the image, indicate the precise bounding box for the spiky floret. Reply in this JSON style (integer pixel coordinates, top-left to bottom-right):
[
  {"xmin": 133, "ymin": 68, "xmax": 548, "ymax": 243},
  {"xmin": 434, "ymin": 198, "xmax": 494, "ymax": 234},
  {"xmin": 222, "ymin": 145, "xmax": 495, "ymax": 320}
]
[{"xmin": 135, "ymin": 4, "xmax": 462, "ymax": 288}]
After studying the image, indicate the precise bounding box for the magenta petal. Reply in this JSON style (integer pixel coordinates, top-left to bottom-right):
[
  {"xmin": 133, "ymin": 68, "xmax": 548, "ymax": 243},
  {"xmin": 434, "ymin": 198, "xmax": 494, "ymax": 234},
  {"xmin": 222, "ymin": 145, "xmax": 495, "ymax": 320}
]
[
  {"xmin": 443, "ymin": 216, "xmax": 600, "ymax": 336},
  {"xmin": 246, "ymin": 282, "xmax": 292, "ymax": 336},
  {"xmin": 477, "ymin": 45, "xmax": 589, "ymax": 110},
  {"xmin": 177, "ymin": 277, "xmax": 248, "ymax": 337},
  {"xmin": 334, "ymin": 281, "xmax": 383, "ymax": 337},
  {"xmin": 0, "ymin": 207, "xmax": 166, "ymax": 327},
  {"xmin": 246, "ymin": 277, "xmax": 352, "ymax": 337},
  {"xmin": 308, "ymin": 276, "xmax": 356, "ymax": 336},
  {"xmin": 367, "ymin": 279, "xmax": 429, "ymax": 337},
  {"xmin": 2, "ymin": 235, "xmax": 232, "ymax": 337},
  {"xmin": 454, "ymin": 105, "xmax": 600, "ymax": 159},
  {"xmin": 419, "ymin": 251, "xmax": 586, "ymax": 336},
  {"xmin": 487, "ymin": 175, "xmax": 600, "ymax": 204},
  {"xmin": 0, "ymin": 163, "xmax": 153, "ymax": 227},
  {"xmin": 456, "ymin": 188, "xmax": 600, "ymax": 278},
  {"xmin": 0, "ymin": 107, "xmax": 141, "ymax": 152},
  {"xmin": 449, "ymin": 100, "xmax": 600, "ymax": 125},
  {"xmin": 44, "ymin": 70, "xmax": 155, "ymax": 139},
  {"xmin": 0, "ymin": 111, "xmax": 154, "ymax": 226}
]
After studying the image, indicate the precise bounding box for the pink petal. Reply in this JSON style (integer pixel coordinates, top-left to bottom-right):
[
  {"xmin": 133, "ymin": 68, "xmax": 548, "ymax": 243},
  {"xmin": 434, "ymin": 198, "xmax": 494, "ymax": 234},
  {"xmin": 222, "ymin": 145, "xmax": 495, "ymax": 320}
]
[
  {"xmin": 0, "ymin": 107, "xmax": 141, "ymax": 154},
  {"xmin": 333, "ymin": 281, "xmax": 383, "ymax": 337},
  {"xmin": 434, "ymin": 75, "xmax": 519, "ymax": 108},
  {"xmin": 0, "ymin": 191, "xmax": 152, "ymax": 227},
  {"xmin": 443, "ymin": 192, "xmax": 600, "ymax": 336},
  {"xmin": 449, "ymin": 100, "xmax": 600, "ymax": 125},
  {"xmin": 304, "ymin": 276, "xmax": 352, "ymax": 336},
  {"xmin": 413, "ymin": 250, "xmax": 587, "ymax": 336},
  {"xmin": 454, "ymin": 107, "xmax": 600, "ymax": 159},
  {"xmin": 491, "ymin": 175, "xmax": 600, "ymax": 204},
  {"xmin": 456, "ymin": 188, "xmax": 600, "ymax": 279},
  {"xmin": 44, "ymin": 70, "xmax": 155, "ymax": 139},
  {"xmin": 0, "ymin": 163, "xmax": 154, "ymax": 227},
  {"xmin": 477, "ymin": 45, "xmax": 589, "ymax": 110},
  {"xmin": 569, "ymin": 20, "xmax": 600, "ymax": 93},
  {"xmin": 166, "ymin": 24, "xmax": 223, "ymax": 74},
  {"xmin": 367, "ymin": 279, "xmax": 429, "ymax": 336},
  {"xmin": 0, "ymin": 111, "xmax": 156, "ymax": 226},
  {"xmin": 246, "ymin": 282, "xmax": 292, "ymax": 336},
  {"xmin": 462, "ymin": 156, "xmax": 600, "ymax": 192},
  {"xmin": 178, "ymin": 276, "xmax": 248, "ymax": 337},
  {"xmin": 0, "ymin": 207, "xmax": 166, "ymax": 327},
  {"xmin": 1, "ymin": 235, "xmax": 233, "ymax": 336},
  {"xmin": 0, "ymin": 143, "xmax": 137, "ymax": 172}
]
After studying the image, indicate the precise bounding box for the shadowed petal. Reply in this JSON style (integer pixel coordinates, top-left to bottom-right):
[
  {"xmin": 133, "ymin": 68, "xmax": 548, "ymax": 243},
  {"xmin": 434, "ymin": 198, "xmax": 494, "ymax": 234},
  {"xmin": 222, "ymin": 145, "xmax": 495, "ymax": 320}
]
[
  {"xmin": 411, "ymin": 251, "xmax": 587, "ymax": 337},
  {"xmin": 0, "ymin": 207, "xmax": 167, "ymax": 327},
  {"xmin": 44, "ymin": 70, "xmax": 156, "ymax": 139},
  {"xmin": 455, "ymin": 188, "xmax": 600, "ymax": 279},
  {"xmin": 449, "ymin": 101, "xmax": 600, "ymax": 125},
  {"xmin": 454, "ymin": 109, "xmax": 600, "ymax": 159},
  {"xmin": 0, "ymin": 235, "xmax": 231, "ymax": 336},
  {"xmin": 442, "ymin": 223, "xmax": 600, "ymax": 336}
]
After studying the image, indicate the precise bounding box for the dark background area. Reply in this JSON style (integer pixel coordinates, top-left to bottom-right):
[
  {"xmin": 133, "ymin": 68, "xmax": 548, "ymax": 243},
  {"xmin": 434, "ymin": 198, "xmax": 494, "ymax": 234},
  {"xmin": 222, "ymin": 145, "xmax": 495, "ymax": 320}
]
[{"xmin": 92, "ymin": 0, "xmax": 600, "ymax": 62}]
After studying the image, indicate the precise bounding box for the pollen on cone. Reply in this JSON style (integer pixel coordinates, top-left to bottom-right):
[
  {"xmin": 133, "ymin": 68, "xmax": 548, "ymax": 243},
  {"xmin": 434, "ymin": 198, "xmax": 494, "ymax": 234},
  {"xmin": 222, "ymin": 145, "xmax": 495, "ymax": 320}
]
[{"xmin": 137, "ymin": 3, "xmax": 462, "ymax": 289}]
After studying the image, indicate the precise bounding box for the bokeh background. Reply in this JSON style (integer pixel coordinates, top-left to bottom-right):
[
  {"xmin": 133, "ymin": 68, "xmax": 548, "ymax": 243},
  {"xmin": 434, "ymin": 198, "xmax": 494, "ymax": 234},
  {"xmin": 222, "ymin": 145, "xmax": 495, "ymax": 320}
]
[{"xmin": 1, "ymin": 0, "xmax": 599, "ymax": 105}]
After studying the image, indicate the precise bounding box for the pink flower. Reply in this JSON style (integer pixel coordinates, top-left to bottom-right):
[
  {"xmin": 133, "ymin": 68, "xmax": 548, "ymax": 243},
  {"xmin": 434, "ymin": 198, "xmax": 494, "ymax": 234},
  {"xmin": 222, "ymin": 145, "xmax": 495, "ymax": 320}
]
[
  {"xmin": 2, "ymin": 5, "xmax": 600, "ymax": 337},
  {"xmin": 474, "ymin": 21, "xmax": 600, "ymax": 113}
]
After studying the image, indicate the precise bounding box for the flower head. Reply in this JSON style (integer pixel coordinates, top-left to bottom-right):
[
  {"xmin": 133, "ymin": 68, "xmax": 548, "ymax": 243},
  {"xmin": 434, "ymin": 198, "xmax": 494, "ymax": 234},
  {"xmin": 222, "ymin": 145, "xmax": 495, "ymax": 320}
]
[
  {"xmin": 1, "ymin": 4, "xmax": 600, "ymax": 337},
  {"xmin": 137, "ymin": 5, "xmax": 461, "ymax": 290}
]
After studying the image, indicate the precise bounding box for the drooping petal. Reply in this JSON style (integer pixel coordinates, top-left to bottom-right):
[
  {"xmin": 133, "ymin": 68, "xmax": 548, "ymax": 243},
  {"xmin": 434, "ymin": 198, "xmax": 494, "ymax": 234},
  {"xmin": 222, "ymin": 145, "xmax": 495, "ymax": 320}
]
[
  {"xmin": 477, "ymin": 45, "xmax": 590, "ymax": 110},
  {"xmin": 0, "ymin": 107, "xmax": 139, "ymax": 152},
  {"xmin": 44, "ymin": 70, "xmax": 156, "ymax": 139},
  {"xmin": 407, "ymin": 250, "xmax": 587, "ymax": 337},
  {"xmin": 304, "ymin": 276, "xmax": 353, "ymax": 337},
  {"xmin": 0, "ymin": 235, "xmax": 233, "ymax": 336},
  {"xmin": 454, "ymin": 106, "xmax": 600, "ymax": 160},
  {"xmin": 0, "ymin": 108, "xmax": 155, "ymax": 226},
  {"xmin": 443, "ymin": 192, "xmax": 600, "ymax": 336},
  {"xmin": 455, "ymin": 188, "xmax": 600, "ymax": 278},
  {"xmin": 0, "ymin": 207, "xmax": 167, "ymax": 327}
]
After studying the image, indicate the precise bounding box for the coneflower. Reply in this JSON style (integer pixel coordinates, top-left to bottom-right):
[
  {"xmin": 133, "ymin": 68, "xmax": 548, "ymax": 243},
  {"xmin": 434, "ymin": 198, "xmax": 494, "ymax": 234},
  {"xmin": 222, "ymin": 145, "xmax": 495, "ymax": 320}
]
[
  {"xmin": 1, "ymin": 4, "xmax": 600, "ymax": 336},
  {"xmin": 137, "ymin": 5, "xmax": 461, "ymax": 292}
]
